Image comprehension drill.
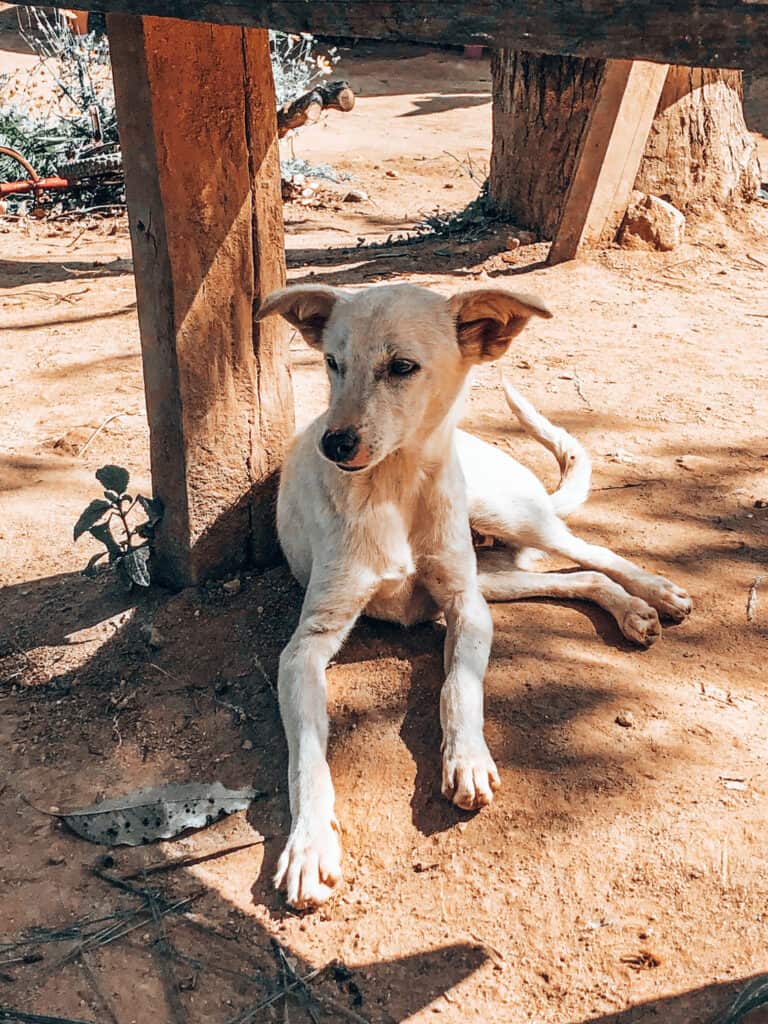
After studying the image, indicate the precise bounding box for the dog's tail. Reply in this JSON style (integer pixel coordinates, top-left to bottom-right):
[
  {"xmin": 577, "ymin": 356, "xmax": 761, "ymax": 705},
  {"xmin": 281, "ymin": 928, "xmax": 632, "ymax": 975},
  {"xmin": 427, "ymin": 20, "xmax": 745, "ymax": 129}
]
[{"xmin": 500, "ymin": 376, "xmax": 591, "ymax": 517}]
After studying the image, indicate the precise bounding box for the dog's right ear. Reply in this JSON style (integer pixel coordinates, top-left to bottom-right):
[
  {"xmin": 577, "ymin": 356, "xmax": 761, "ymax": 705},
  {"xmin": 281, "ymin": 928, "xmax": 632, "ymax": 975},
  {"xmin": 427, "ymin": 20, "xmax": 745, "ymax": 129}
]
[{"xmin": 255, "ymin": 285, "xmax": 341, "ymax": 347}]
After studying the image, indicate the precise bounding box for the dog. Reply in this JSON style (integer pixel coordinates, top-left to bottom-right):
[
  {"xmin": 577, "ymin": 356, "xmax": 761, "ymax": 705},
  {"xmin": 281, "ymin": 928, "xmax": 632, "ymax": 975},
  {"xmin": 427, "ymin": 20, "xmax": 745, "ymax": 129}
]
[{"xmin": 256, "ymin": 282, "xmax": 692, "ymax": 909}]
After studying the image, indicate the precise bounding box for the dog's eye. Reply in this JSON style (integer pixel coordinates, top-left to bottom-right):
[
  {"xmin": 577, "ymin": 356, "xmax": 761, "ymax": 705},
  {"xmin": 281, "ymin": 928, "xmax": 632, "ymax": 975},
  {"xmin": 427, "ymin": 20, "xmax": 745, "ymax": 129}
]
[
  {"xmin": 325, "ymin": 354, "xmax": 339, "ymax": 373},
  {"xmin": 389, "ymin": 359, "xmax": 419, "ymax": 377}
]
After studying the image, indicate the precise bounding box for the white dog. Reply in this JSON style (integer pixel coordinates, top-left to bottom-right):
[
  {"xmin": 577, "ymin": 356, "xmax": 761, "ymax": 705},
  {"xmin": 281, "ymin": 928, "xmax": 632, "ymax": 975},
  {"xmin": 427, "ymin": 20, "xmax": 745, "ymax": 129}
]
[{"xmin": 256, "ymin": 283, "xmax": 691, "ymax": 909}]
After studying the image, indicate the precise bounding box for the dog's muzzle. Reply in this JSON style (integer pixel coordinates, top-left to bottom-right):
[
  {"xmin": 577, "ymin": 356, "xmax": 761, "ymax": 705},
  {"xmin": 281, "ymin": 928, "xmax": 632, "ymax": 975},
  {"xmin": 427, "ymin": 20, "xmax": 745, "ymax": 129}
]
[{"xmin": 321, "ymin": 427, "xmax": 361, "ymax": 466}]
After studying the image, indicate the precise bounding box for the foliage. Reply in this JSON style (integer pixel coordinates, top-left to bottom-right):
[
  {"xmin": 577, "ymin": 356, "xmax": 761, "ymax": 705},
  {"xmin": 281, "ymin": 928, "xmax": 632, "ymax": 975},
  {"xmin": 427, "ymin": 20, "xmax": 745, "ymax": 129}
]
[
  {"xmin": 414, "ymin": 182, "xmax": 502, "ymax": 240},
  {"xmin": 0, "ymin": 9, "xmax": 120, "ymax": 212},
  {"xmin": 269, "ymin": 30, "xmax": 338, "ymax": 108},
  {"xmin": 74, "ymin": 465, "xmax": 163, "ymax": 590},
  {"xmin": 0, "ymin": 14, "xmax": 340, "ymax": 212}
]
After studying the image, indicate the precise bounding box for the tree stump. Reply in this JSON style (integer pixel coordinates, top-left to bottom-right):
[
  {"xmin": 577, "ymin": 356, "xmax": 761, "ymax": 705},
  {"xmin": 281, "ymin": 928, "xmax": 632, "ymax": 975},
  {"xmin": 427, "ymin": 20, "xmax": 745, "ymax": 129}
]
[
  {"xmin": 635, "ymin": 66, "xmax": 761, "ymax": 213},
  {"xmin": 490, "ymin": 51, "xmax": 760, "ymax": 239}
]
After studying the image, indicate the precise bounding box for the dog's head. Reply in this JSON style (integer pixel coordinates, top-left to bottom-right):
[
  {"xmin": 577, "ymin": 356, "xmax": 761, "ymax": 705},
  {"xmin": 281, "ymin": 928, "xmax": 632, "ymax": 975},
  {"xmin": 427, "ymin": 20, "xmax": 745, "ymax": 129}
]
[{"xmin": 256, "ymin": 283, "xmax": 551, "ymax": 472}]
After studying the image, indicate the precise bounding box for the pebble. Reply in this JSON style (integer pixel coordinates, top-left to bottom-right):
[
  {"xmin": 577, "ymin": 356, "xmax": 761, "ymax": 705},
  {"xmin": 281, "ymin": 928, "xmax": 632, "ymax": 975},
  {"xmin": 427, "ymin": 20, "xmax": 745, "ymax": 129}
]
[
  {"xmin": 148, "ymin": 626, "xmax": 165, "ymax": 649},
  {"xmin": 343, "ymin": 188, "xmax": 368, "ymax": 202},
  {"xmin": 241, "ymin": 739, "xmax": 253, "ymax": 751},
  {"xmin": 616, "ymin": 711, "xmax": 635, "ymax": 728},
  {"xmin": 223, "ymin": 578, "xmax": 241, "ymax": 595}
]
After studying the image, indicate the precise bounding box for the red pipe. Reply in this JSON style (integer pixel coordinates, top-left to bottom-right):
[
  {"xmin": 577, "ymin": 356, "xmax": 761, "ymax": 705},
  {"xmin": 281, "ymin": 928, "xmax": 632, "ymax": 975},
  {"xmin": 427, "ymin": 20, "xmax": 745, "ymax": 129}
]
[{"xmin": 0, "ymin": 176, "xmax": 70, "ymax": 196}]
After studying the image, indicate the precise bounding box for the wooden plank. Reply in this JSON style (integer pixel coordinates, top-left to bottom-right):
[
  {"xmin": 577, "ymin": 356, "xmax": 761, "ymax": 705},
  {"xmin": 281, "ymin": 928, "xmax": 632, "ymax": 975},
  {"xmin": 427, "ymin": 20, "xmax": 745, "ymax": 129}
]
[
  {"xmin": 547, "ymin": 60, "xmax": 669, "ymax": 265},
  {"xmin": 107, "ymin": 14, "xmax": 292, "ymax": 586},
  {"xmin": 27, "ymin": 0, "xmax": 768, "ymax": 70}
]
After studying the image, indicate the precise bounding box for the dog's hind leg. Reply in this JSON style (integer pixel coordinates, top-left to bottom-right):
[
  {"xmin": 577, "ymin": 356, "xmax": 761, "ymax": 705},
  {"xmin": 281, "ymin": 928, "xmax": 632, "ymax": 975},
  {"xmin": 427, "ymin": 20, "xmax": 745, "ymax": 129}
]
[
  {"xmin": 532, "ymin": 520, "xmax": 692, "ymax": 622},
  {"xmin": 477, "ymin": 548, "xmax": 662, "ymax": 647}
]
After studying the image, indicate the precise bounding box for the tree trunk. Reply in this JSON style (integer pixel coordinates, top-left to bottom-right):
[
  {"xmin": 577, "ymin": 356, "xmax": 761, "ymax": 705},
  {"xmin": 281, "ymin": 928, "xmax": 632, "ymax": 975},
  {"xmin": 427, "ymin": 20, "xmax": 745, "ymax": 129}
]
[
  {"xmin": 490, "ymin": 52, "xmax": 760, "ymax": 239},
  {"xmin": 635, "ymin": 66, "xmax": 760, "ymax": 213}
]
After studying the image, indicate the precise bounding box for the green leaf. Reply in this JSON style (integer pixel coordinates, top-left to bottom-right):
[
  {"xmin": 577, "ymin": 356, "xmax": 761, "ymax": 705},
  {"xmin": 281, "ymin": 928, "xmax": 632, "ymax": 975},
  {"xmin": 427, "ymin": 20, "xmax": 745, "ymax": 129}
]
[
  {"xmin": 137, "ymin": 494, "xmax": 164, "ymax": 527},
  {"xmin": 74, "ymin": 499, "xmax": 112, "ymax": 541},
  {"xmin": 123, "ymin": 546, "xmax": 151, "ymax": 587},
  {"xmin": 103, "ymin": 490, "xmax": 120, "ymax": 503},
  {"xmin": 82, "ymin": 551, "xmax": 107, "ymax": 578},
  {"xmin": 95, "ymin": 465, "xmax": 130, "ymax": 495},
  {"xmin": 90, "ymin": 521, "xmax": 123, "ymax": 562}
]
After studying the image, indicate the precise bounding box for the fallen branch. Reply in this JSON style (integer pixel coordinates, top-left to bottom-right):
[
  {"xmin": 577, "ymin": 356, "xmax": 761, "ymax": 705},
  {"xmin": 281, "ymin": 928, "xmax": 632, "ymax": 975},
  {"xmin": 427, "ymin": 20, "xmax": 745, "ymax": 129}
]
[
  {"xmin": 77, "ymin": 952, "xmax": 120, "ymax": 1024},
  {"xmin": 142, "ymin": 871, "xmax": 187, "ymax": 1024},
  {"xmin": 225, "ymin": 967, "xmax": 325, "ymax": 1024},
  {"xmin": 593, "ymin": 480, "xmax": 665, "ymax": 491},
  {"xmin": 120, "ymin": 839, "xmax": 267, "ymax": 880},
  {"xmin": 0, "ymin": 1012, "xmax": 97, "ymax": 1024},
  {"xmin": 271, "ymin": 941, "xmax": 371, "ymax": 1024},
  {"xmin": 277, "ymin": 80, "xmax": 355, "ymax": 138}
]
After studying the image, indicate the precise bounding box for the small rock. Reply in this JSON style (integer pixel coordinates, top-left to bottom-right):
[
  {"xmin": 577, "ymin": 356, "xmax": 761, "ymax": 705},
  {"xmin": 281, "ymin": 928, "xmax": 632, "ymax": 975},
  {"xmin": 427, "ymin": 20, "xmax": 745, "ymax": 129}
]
[
  {"xmin": 222, "ymin": 578, "xmax": 241, "ymax": 595},
  {"xmin": 607, "ymin": 449, "xmax": 635, "ymax": 465},
  {"xmin": 754, "ymin": 499, "xmax": 768, "ymax": 509},
  {"xmin": 620, "ymin": 191, "xmax": 685, "ymax": 252},
  {"xmin": 615, "ymin": 711, "xmax": 635, "ymax": 728},
  {"xmin": 385, "ymin": 169, "xmax": 399, "ymax": 178},
  {"xmin": 676, "ymin": 454, "xmax": 707, "ymax": 473},
  {"xmin": 147, "ymin": 626, "xmax": 165, "ymax": 649},
  {"xmin": 343, "ymin": 188, "xmax": 369, "ymax": 202},
  {"xmin": 443, "ymin": 182, "xmax": 455, "ymax": 189},
  {"xmin": 241, "ymin": 739, "xmax": 253, "ymax": 751}
]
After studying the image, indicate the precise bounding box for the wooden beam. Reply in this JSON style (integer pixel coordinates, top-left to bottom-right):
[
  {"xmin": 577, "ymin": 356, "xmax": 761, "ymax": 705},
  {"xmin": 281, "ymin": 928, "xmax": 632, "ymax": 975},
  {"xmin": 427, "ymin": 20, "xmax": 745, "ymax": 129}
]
[
  {"xmin": 108, "ymin": 14, "xmax": 293, "ymax": 587},
  {"xmin": 27, "ymin": 0, "xmax": 768, "ymax": 70},
  {"xmin": 547, "ymin": 60, "xmax": 669, "ymax": 265}
]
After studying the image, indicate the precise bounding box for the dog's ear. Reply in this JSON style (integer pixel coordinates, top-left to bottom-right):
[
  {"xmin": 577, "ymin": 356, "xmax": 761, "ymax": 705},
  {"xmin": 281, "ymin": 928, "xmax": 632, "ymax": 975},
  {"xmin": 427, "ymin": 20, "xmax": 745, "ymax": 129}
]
[
  {"xmin": 448, "ymin": 288, "xmax": 552, "ymax": 362},
  {"xmin": 255, "ymin": 285, "xmax": 342, "ymax": 347}
]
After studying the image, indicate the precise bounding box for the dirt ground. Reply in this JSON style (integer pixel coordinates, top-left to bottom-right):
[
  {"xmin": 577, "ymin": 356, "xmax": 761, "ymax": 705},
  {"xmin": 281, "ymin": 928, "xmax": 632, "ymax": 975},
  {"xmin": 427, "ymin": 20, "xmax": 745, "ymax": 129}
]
[{"xmin": 2, "ymin": 12, "xmax": 768, "ymax": 1024}]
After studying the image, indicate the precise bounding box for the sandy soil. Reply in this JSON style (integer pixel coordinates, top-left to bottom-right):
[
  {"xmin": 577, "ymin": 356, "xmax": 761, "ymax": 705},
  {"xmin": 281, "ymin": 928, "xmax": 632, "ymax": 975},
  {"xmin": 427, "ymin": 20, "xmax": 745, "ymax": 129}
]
[{"xmin": 2, "ymin": 14, "xmax": 768, "ymax": 1024}]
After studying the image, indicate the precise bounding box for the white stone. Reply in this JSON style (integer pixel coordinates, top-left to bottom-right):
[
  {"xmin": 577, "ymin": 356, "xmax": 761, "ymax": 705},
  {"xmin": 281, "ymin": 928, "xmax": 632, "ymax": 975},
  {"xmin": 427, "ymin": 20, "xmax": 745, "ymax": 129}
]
[{"xmin": 620, "ymin": 190, "xmax": 685, "ymax": 251}]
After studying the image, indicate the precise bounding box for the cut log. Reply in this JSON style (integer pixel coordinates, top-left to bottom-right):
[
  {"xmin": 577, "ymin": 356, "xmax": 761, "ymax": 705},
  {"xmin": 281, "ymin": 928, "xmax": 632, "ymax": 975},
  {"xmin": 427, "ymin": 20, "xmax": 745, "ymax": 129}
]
[
  {"xmin": 33, "ymin": 0, "xmax": 768, "ymax": 71},
  {"xmin": 107, "ymin": 15, "xmax": 293, "ymax": 586},
  {"xmin": 277, "ymin": 80, "xmax": 355, "ymax": 139}
]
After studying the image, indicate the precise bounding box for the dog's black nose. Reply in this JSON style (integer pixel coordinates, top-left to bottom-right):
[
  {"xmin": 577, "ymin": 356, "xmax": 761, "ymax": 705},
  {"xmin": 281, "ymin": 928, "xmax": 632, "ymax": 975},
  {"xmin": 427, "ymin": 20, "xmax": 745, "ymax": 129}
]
[{"xmin": 321, "ymin": 427, "xmax": 360, "ymax": 464}]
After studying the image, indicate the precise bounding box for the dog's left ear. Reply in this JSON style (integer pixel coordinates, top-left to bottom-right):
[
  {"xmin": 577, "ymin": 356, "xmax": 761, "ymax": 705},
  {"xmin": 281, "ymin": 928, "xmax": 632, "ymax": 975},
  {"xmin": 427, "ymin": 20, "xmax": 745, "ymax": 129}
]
[
  {"xmin": 255, "ymin": 285, "xmax": 342, "ymax": 347},
  {"xmin": 448, "ymin": 288, "xmax": 552, "ymax": 362}
]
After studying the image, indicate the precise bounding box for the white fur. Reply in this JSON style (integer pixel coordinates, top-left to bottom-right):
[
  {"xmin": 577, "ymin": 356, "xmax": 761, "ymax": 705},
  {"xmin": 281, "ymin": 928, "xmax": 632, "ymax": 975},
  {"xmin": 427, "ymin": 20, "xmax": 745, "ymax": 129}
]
[{"xmin": 256, "ymin": 282, "xmax": 691, "ymax": 909}]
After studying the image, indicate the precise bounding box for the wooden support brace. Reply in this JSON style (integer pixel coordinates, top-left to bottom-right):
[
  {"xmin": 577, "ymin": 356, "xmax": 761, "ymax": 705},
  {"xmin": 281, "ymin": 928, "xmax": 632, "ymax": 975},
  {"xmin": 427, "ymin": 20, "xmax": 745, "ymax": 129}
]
[
  {"xmin": 548, "ymin": 59, "xmax": 669, "ymax": 265},
  {"xmin": 107, "ymin": 14, "xmax": 293, "ymax": 587}
]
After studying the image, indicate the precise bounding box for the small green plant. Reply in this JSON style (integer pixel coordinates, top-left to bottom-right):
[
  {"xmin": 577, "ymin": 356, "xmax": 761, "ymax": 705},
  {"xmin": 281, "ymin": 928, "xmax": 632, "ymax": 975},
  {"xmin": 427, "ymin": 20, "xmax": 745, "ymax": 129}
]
[{"xmin": 74, "ymin": 465, "xmax": 163, "ymax": 588}]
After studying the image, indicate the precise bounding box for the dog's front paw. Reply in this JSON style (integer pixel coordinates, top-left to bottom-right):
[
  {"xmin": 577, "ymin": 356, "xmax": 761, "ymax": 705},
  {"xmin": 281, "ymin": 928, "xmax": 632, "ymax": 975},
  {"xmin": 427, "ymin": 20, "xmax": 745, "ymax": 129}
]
[
  {"xmin": 274, "ymin": 817, "xmax": 342, "ymax": 910},
  {"xmin": 646, "ymin": 578, "xmax": 692, "ymax": 622},
  {"xmin": 442, "ymin": 741, "xmax": 500, "ymax": 811},
  {"xmin": 621, "ymin": 598, "xmax": 661, "ymax": 647}
]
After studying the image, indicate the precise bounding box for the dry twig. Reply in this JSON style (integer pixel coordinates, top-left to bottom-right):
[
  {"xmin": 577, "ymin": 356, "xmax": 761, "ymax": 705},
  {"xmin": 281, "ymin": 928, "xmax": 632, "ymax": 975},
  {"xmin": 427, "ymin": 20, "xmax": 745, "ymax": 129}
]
[
  {"xmin": 747, "ymin": 575, "xmax": 766, "ymax": 623},
  {"xmin": 78, "ymin": 413, "xmax": 122, "ymax": 457}
]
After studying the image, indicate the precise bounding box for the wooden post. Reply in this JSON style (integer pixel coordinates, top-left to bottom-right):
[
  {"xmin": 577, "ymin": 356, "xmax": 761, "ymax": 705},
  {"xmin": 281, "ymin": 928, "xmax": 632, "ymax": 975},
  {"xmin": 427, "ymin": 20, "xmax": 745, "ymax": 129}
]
[
  {"xmin": 107, "ymin": 15, "xmax": 293, "ymax": 587},
  {"xmin": 548, "ymin": 59, "xmax": 669, "ymax": 265}
]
